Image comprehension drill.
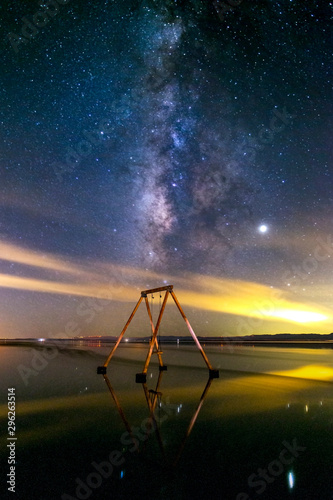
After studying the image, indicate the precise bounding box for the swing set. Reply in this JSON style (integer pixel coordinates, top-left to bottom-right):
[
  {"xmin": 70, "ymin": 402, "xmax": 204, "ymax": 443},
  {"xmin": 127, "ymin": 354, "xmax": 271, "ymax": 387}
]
[
  {"xmin": 101, "ymin": 370, "xmax": 215, "ymax": 466},
  {"xmin": 97, "ymin": 285, "xmax": 219, "ymax": 382}
]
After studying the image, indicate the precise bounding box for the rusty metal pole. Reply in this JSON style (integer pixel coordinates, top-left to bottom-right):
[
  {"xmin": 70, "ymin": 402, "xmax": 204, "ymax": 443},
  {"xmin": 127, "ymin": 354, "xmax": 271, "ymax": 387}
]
[
  {"xmin": 136, "ymin": 290, "xmax": 169, "ymax": 382},
  {"xmin": 103, "ymin": 374, "xmax": 141, "ymax": 453},
  {"xmin": 174, "ymin": 377, "xmax": 213, "ymax": 465},
  {"xmin": 97, "ymin": 295, "xmax": 143, "ymax": 373},
  {"xmin": 170, "ymin": 290, "xmax": 219, "ymax": 378},
  {"xmin": 103, "ymin": 375, "xmax": 133, "ymax": 436},
  {"xmin": 141, "ymin": 381, "xmax": 166, "ymax": 457},
  {"xmin": 144, "ymin": 296, "xmax": 165, "ymax": 369},
  {"xmin": 98, "ymin": 284, "xmax": 218, "ymax": 379}
]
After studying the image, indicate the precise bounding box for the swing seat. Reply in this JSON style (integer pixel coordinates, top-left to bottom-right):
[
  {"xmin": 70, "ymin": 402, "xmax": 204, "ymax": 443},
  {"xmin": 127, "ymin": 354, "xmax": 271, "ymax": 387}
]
[{"xmin": 148, "ymin": 389, "xmax": 162, "ymax": 396}]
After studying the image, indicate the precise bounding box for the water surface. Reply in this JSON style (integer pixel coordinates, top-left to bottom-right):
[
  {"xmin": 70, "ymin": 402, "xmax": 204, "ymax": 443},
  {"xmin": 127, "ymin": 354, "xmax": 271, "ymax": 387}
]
[{"xmin": 1, "ymin": 343, "xmax": 332, "ymax": 499}]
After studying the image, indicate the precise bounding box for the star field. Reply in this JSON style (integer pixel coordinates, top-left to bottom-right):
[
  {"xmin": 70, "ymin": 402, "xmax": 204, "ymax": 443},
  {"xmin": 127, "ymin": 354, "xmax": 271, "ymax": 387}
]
[{"xmin": 0, "ymin": 0, "xmax": 332, "ymax": 337}]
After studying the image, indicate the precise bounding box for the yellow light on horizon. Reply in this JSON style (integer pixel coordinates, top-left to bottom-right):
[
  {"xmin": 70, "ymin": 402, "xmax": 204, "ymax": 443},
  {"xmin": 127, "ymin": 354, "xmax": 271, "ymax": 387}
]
[
  {"xmin": 0, "ymin": 239, "xmax": 331, "ymax": 330},
  {"xmin": 269, "ymin": 310, "xmax": 328, "ymax": 323},
  {"xmin": 269, "ymin": 364, "xmax": 333, "ymax": 382}
]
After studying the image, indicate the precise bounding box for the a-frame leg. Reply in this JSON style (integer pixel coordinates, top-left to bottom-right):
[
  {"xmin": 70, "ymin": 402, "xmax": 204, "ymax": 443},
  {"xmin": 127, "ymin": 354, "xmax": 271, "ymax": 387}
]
[
  {"xmin": 144, "ymin": 296, "xmax": 167, "ymax": 371},
  {"xmin": 102, "ymin": 374, "xmax": 140, "ymax": 452},
  {"xmin": 174, "ymin": 377, "xmax": 213, "ymax": 465},
  {"xmin": 98, "ymin": 284, "xmax": 218, "ymax": 379},
  {"xmin": 170, "ymin": 291, "xmax": 219, "ymax": 378},
  {"xmin": 136, "ymin": 290, "xmax": 169, "ymax": 383},
  {"xmin": 140, "ymin": 370, "xmax": 166, "ymax": 456},
  {"xmin": 97, "ymin": 296, "xmax": 143, "ymax": 374}
]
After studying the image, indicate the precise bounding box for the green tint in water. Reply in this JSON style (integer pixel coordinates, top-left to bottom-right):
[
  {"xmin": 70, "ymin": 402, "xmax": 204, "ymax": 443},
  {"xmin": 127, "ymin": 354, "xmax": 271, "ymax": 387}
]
[{"xmin": 0, "ymin": 343, "xmax": 332, "ymax": 499}]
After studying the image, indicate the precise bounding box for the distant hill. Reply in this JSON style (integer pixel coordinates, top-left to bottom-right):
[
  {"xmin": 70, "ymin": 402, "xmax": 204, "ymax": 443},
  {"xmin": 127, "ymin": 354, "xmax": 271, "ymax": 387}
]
[
  {"xmin": 2, "ymin": 333, "xmax": 332, "ymax": 344},
  {"xmin": 76, "ymin": 333, "xmax": 333, "ymax": 343},
  {"xmin": 218, "ymin": 333, "xmax": 333, "ymax": 342}
]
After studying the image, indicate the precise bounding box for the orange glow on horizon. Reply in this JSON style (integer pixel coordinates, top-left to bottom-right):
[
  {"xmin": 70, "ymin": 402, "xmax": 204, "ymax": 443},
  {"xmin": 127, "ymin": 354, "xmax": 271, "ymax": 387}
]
[{"xmin": 0, "ymin": 240, "xmax": 332, "ymax": 332}]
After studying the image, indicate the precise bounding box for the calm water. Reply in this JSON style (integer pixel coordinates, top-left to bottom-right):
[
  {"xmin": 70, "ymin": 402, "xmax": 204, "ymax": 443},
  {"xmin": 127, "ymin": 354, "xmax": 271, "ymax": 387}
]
[{"xmin": 1, "ymin": 342, "xmax": 333, "ymax": 499}]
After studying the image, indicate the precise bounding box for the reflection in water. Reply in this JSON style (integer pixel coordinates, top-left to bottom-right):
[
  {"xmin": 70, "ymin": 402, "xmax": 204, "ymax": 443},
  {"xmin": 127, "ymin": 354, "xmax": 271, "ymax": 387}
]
[
  {"xmin": 173, "ymin": 377, "xmax": 213, "ymax": 466},
  {"xmin": 1, "ymin": 344, "xmax": 333, "ymax": 499},
  {"xmin": 269, "ymin": 364, "xmax": 333, "ymax": 381},
  {"xmin": 101, "ymin": 370, "xmax": 214, "ymax": 468}
]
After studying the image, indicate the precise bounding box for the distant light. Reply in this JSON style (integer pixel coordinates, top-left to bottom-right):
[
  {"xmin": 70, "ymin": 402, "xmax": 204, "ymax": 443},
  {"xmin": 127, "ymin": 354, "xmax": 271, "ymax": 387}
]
[
  {"xmin": 258, "ymin": 224, "xmax": 268, "ymax": 233},
  {"xmin": 288, "ymin": 471, "xmax": 294, "ymax": 489},
  {"xmin": 125, "ymin": 339, "xmax": 129, "ymax": 342},
  {"xmin": 270, "ymin": 309, "xmax": 327, "ymax": 323},
  {"xmin": 38, "ymin": 338, "xmax": 45, "ymax": 342},
  {"xmin": 305, "ymin": 405, "xmax": 309, "ymax": 413}
]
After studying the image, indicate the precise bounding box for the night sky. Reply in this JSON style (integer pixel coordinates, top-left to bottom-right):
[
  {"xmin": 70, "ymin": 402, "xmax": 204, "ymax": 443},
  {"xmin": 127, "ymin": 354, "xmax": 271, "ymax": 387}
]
[{"xmin": 0, "ymin": 0, "xmax": 332, "ymax": 338}]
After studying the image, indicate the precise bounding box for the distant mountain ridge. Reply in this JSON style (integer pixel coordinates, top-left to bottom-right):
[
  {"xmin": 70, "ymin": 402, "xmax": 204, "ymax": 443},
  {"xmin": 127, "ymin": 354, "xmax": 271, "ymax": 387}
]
[
  {"xmin": 2, "ymin": 333, "xmax": 333, "ymax": 343},
  {"xmin": 75, "ymin": 333, "xmax": 333, "ymax": 343},
  {"xmin": 217, "ymin": 333, "xmax": 333, "ymax": 342}
]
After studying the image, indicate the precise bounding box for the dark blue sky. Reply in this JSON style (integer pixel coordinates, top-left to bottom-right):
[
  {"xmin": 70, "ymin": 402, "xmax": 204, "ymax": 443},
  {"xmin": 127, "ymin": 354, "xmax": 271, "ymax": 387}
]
[{"xmin": 0, "ymin": 0, "xmax": 332, "ymax": 338}]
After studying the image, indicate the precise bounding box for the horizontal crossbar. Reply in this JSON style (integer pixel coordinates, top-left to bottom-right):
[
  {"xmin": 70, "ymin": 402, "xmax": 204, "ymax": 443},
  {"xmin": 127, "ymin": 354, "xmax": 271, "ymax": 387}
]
[{"xmin": 141, "ymin": 285, "xmax": 173, "ymax": 296}]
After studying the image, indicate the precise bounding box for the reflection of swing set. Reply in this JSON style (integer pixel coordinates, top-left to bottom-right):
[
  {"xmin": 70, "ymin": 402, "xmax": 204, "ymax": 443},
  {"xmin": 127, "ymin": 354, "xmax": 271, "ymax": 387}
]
[
  {"xmin": 97, "ymin": 285, "xmax": 219, "ymax": 382},
  {"xmin": 101, "ymin": 370, "xmax": 214, "ymax": 466}
]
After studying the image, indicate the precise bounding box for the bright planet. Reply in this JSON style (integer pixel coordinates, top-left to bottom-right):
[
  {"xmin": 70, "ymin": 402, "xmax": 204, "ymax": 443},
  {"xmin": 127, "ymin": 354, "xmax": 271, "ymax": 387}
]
[{"xmin": 258, "ymin": 224, "xmax": 268, "ymax": 233}]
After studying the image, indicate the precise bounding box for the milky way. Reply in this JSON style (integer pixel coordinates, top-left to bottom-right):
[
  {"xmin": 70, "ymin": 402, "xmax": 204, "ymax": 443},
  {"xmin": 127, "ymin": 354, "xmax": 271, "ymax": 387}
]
[
  {"xmin": 127, "ymin": 4, "xmax": 260, "ymax": 273},
  {"xmin": 0, "ymin": 0, "xmax": 332, "ymax": 336}
]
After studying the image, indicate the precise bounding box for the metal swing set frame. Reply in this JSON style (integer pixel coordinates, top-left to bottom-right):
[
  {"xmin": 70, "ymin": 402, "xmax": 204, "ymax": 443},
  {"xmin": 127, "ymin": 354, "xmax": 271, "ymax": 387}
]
[{"xmin": 97, "ymin": 285, "xmax": 219, "ymax": 382}]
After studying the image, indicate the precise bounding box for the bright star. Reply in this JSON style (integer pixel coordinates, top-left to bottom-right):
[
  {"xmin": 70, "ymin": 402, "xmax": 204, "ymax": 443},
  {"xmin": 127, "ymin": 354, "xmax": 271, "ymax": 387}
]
[{"xmin": 258, "ymin": 224, "xmax": 268, "ymax": 233}]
